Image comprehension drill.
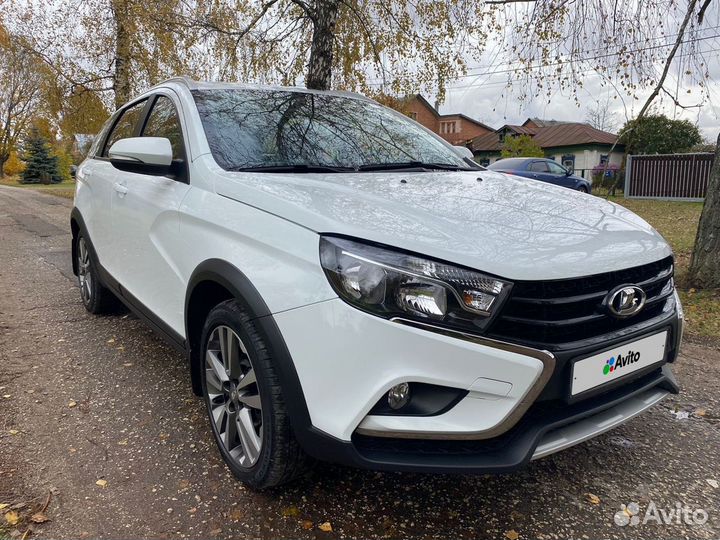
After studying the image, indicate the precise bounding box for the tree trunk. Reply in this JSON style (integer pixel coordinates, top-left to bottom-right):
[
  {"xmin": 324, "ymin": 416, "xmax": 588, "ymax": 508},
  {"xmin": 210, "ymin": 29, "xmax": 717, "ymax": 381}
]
[
  {"xmin": 0, "ymin": 158, "xmax": 5, "ymax": 178},
  {"xmin": 688, "ymin": 132, "xmax": 720, "ymax": 288},
  {"xmin": 112, "ymin": 0, "xmax": 132, "ymax": 109},
  {"xmin": 305, "ymin": 0, "xmax": 339, "ymax": 90}
]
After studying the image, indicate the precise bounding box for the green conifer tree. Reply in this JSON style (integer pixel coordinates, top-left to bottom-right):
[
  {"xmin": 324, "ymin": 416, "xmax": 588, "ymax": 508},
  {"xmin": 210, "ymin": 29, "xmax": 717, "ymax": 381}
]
[{"xmin": 20, "ymin": 128, "xmax": 60, "ymax": 184}]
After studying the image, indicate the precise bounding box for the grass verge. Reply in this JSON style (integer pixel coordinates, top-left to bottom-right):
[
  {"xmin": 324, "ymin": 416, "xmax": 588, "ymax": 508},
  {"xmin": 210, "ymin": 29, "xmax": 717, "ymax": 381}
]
[
  {"xmin": 610, "ymin": 196, "xmax": 719, "ymax": 340},
  {"xmin": 0, "ymin": 175, "xmax": 75, "ymax": 199}
]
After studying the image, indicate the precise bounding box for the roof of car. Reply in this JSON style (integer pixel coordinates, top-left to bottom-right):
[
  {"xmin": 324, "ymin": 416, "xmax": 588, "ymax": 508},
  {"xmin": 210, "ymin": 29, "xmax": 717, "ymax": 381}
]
[{"xmin": 149, "ymin": 76, "xmax": 373, "ymax": 102}]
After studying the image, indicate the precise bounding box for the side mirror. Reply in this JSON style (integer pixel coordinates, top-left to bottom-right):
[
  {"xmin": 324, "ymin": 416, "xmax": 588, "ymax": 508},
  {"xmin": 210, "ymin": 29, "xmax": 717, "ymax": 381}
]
[
  {"xmin": 70, "ymin": 165, "xmax": 78, "ymax": 178},
  {"xmin": 108, "ymin": 137, "xmax": 173, "ymax": 175},
  {"xmin": 453, "ymin": 145, "xmax": 474, "ymax": 160},
  {"xmin": 565, "ymin": 168, "xmax": 573, "ymax": 176}
]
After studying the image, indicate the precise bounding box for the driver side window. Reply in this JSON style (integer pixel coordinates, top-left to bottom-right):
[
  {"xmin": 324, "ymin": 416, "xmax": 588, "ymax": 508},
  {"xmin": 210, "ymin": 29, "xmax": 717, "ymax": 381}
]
[
  {"xmin": 547, "ymin": 161, "xmax": 566, "ymax": 174},
  {"xmin": 102, "ymin": 100, "xmax": 147, "ymax": 157},
  {"xmin": 141, "ymin": 96, "xmax": 186, "ymax": 162}
]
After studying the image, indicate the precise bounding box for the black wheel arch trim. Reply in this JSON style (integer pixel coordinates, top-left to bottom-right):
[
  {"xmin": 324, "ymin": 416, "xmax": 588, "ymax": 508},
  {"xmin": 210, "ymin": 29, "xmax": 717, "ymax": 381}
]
[
  {"xmin": 70, "ymin": 207, "xmax": 88, "ymax": 277},
  {"xmin": 185, "ymin": 259, "xmax": 319, "ymax": 454},
  {"xmin": 73, "ymin": 210, "xmax": 327, "ymax": 458}
]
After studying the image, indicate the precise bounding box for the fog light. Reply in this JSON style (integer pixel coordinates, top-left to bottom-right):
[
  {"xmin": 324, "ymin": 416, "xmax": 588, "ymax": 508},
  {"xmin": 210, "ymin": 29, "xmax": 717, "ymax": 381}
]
[{"xmin": 387, "ymin": 383, "xmax": 411, "ymax": 410}]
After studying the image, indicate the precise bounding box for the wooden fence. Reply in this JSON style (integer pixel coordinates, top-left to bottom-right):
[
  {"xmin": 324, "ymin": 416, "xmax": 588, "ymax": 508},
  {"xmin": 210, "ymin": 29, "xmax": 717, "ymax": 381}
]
[{"xmin": 625, "ymin": 153, "xmax": 714, "ymax": 201}]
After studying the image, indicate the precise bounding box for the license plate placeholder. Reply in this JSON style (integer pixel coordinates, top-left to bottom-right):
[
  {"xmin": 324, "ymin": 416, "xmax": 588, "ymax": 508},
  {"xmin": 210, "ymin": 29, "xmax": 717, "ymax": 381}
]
[{"xmin": 571, "ymin": 331, "xmax": 668, "ymax": 396}]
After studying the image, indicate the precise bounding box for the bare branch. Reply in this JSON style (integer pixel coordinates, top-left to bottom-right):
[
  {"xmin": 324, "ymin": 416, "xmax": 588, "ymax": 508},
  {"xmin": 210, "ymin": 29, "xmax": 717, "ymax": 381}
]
[
  {"xmin": 698, "ymin": 0, "xmax": 712, "ymax": 23},
  {"xmin": 660, "ymin": 86, "xmax": 704, "ymax": 109}
]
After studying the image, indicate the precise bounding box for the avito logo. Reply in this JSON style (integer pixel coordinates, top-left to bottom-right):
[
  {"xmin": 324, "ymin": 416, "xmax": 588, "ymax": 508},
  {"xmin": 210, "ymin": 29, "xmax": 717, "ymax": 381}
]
[{"xmin": 603, "ymin": 350, "xmax": 641, "ymax": 375}]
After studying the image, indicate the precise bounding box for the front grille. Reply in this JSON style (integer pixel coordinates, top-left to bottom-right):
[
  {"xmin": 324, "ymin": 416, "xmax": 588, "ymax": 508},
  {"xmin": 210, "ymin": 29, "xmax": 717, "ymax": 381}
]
[{"xmin": 488, "ymin": 256, "xmax": 675, "ymax": 347}]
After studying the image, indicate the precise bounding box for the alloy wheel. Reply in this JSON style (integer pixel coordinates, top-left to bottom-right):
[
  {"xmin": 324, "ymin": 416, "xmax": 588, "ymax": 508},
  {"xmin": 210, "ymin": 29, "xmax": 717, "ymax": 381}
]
[
  {"xmin": 205, "ymin": 325, "xmax": 263, "ymax": 468},
  {"xmin": 77, "ymin": 237, "xmax": 92, "ymax": 304}
]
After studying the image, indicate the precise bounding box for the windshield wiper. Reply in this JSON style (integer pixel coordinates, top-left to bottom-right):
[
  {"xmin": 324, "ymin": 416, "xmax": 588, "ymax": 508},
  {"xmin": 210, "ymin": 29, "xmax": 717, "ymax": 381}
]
[
  {"xmin": 357, "ymin": 161, "xmax": 473, "ymax": 172},
  {"xmin": 229, "ymin": 164, "xmax": 354, "ymax": 173}
]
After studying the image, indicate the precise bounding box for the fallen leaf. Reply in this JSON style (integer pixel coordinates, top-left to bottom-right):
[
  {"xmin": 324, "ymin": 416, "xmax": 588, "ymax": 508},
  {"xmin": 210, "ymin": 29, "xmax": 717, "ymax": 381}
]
[
  {"xmin": 4, "ymin": 511, "xmax": 20, "ymax": 525},
  {"xmin": 2, "ymin": 395, "xmax": 11, "ymax": 399},
  {"xmin": 707, "ymin": 479, "xmax": 719, "ymax": 489},
  {"xmin": 9, "ymin": 430, "xmax": 19, "ymax": 435},
  {"xmin": 673, "ymin": 411, "xmax": 690, "ymax": 420},
  {"xmin": 282, "ymin": 506, "xmax": 300, "ymax": 518},
  {"xmin": 117, "ymin": 440, "xmax": 128, "ymax": 446},
  {"xmin": 30, "ymin": 513, "xmax": 49, "ymax": 523},
  {"xmin": 0, "ymin": 504, "xmax": 8, "ymax": 510},
  {"xmin": 68, "ymin": 400, "xmax": 77, "ymax": 408},
  {"xmin": 586, "ymin": 493, "xmax": 601, "ymax": 505},
  {"xmin": 95, "ymin": 479, "xmax": 107, "ymax": 488},
  {"xmin": 209, "ymin": 528, "xmax": 222, "ymax": 536},
  {"xmin": 107, "ymin": 338, "xmax": 115, "ymax": 344},
  {"xmin": 694, "ymin": 408, "xmax": 707, "ymax": 417},
  {"xmin": 318, "ymin": 522, "xmax": 333, "ymax": 532},
  {"xmin": 505, "ymin": 530, "xmax": 519, "ymax": 540},
  {"xmin": 301, "ymin": 520, "xmax": 313, "ymax": 530},
  {"xmin": 228, "ymin": 509, "xmax": 243, "ymax": 521}
]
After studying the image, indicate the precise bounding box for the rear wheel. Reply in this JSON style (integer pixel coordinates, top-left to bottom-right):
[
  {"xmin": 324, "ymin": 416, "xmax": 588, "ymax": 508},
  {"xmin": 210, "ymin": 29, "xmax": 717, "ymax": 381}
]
[
  {"xmin": 76, "ymin": 234, "xmax": 118, "ymax": 314},
  {"xmin": 200, "ymin": 299, "xmax": 309, "ymax": 488}
]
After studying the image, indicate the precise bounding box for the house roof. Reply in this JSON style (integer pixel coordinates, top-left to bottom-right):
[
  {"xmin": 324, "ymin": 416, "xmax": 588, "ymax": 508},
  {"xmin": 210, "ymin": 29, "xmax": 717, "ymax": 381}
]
[
  {"xmin": 409, "ymin": 94, "xmax": 495, "ymax": 132},
  {"xmin": 470, "ymin": 121, "xmax": 621, "ymax": 152},
  {"xmin": 523, "ymin": 118, "xmax": 564, "ymax": 128}
]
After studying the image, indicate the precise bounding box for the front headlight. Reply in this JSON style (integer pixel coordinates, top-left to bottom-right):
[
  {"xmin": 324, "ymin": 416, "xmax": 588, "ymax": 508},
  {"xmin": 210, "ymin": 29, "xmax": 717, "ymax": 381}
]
[{"xmin": 319, "ymin": 236, "xmax": 512, "ymax": 333}]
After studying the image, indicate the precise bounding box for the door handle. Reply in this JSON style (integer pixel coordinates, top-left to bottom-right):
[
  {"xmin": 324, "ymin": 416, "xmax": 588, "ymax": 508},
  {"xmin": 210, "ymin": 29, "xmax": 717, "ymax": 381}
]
[{"xmin": 114, "ymin": 182, "xmax": 128, "ymax": 195}]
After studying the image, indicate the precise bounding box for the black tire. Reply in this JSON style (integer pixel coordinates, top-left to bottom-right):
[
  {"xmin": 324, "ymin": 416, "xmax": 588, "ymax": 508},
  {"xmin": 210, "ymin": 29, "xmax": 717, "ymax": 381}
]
[
  {"xmin": 76, "ymin": 233, "xmax": 118, "ymax": 314},
  {"xmin": 200, "ymin": 299, "xmax": 310, "ymax": 489},
  {"xmin": 577, "ymin": 185, "xmax": 589, "ymax": 193}
]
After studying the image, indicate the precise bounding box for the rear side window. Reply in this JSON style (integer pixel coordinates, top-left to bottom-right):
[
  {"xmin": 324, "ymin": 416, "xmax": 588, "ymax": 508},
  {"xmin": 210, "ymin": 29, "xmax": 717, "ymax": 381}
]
[
  {"xmin": 102, "ymin": 100, "xmax": 147, "ymax": 156},
  {"xmin": 141, "ymin": 96, "xmax": 186, "ymax": 161},
  {"xmin": 528, "ymin": 161, "xmax": 549, "ymax": 172}
]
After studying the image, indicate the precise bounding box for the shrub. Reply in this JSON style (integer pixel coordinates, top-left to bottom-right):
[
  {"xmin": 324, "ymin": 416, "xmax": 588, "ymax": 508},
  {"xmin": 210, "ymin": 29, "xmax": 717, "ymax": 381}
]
[{"xmin": 3, "ymin": 150, "xmax": 25, "ymax": 177}]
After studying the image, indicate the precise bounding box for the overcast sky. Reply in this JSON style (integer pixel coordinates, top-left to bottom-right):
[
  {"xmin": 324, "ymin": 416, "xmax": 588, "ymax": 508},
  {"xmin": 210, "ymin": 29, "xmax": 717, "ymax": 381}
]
[
  {"xmin": 437, "ymin": 71, "xmax": 720, "ymax": 139},
  {"xmin": 432, "ymin": 30, "xmax": 720, "ymax": 140}
]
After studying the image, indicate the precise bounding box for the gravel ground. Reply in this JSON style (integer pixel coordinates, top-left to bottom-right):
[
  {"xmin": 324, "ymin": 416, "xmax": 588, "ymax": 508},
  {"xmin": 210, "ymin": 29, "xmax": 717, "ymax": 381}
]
[{"xmin": 1, "ymin": 185, "xmax": 719, "ymax": 540}]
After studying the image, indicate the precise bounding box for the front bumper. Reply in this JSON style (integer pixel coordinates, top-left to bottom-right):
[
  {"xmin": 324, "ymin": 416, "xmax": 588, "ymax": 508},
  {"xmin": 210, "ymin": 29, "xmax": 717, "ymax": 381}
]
[{"xmin": 274, "ymin": 296, "xmax": 681, "ymax": 473}]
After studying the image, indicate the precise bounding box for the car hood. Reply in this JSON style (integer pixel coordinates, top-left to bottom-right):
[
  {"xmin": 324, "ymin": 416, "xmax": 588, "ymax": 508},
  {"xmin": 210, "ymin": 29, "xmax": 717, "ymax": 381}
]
[{"xmin": 213, "ymin": 165, "xmax": 671, "ymax": 280}]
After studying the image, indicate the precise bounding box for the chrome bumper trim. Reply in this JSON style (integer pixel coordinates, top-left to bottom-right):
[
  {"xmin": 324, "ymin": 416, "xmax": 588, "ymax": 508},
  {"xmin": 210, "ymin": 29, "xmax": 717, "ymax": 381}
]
[
  {"xmin": 355, "ymin": 318, "xmax": 556, "ymax": 440},
  {"xmin": 532, "ymin": 387, "xmax": 669, "ymax": 459}
]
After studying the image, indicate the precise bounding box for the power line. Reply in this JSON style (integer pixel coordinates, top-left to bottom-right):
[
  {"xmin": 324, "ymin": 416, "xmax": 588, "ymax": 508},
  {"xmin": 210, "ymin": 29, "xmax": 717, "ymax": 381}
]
[
  {"xmin": 460, "ymin": 24, "xmax": 720, "ymax": 76},
  {"xmin": 445, "ymin": 45, "xmax": 720, "ymax": 90},
  {"xmin": 365, "ymin": 31, "xmax": 720, "ymax": 88}
]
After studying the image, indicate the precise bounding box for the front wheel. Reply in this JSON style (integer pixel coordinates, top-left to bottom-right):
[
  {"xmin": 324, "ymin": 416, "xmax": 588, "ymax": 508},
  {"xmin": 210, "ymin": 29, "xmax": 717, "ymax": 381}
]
[
  {"xmin": 577, "ymin": 185, "xmax": 589, "ymax": 193},
  {"xmin": 200, "ymin": 299, "xmax": 309, "ymax": 488}
]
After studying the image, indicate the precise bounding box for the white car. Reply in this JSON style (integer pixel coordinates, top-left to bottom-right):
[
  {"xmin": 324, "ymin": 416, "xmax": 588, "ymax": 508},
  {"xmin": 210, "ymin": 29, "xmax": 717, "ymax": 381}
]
[{"xmin": 72, "ymin": 77, "xmax": 683, "ymax": 488}]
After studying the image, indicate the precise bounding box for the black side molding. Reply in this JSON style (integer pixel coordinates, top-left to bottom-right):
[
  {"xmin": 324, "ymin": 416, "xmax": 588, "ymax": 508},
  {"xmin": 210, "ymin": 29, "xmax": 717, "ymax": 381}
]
[{"xmin": 70, "ymin": 216, "xmax": 324, "ymax": 458}]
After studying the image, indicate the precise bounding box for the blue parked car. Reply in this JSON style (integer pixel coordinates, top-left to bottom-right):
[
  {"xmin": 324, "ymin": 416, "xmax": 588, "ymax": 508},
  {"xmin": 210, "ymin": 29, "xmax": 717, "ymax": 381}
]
[{"xmin": 488, "ymin": 157, "xmax": 592, "ymax": 193}]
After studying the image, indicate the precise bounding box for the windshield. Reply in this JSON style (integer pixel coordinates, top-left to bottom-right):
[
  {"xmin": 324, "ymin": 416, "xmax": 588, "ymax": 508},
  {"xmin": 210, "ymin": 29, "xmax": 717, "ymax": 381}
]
[{"xmin": 191, "ymin": 88, "xmax": 474, "ymax": 172}]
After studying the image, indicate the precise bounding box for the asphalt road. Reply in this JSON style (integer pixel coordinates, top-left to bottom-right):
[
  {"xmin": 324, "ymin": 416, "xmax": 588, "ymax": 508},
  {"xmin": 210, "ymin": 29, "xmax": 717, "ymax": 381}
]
[{"xmin": 1, "ymin": 185, "xmax": 719, "ymax": 540}]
